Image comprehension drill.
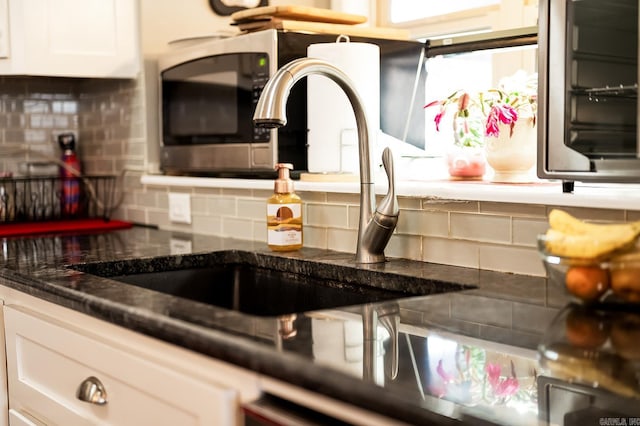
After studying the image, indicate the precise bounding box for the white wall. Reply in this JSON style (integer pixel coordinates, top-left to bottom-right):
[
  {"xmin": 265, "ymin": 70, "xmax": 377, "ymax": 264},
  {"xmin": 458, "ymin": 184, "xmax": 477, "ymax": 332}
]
[{"xmin": 140, "ymin": 0, "xmax": 330, "ymax": 57}]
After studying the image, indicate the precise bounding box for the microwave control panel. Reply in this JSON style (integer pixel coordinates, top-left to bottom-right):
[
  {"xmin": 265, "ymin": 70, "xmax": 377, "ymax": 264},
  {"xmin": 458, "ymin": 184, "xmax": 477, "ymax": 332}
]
[{"xmin": 252, "ymin": 76, "xmax": 270, "ymax": 142}]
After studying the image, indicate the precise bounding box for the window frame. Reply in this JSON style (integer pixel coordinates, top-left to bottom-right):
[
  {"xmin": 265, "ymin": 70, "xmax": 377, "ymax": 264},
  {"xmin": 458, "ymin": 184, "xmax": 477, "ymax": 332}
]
[{"xmin": 376, "ymin": 1, "xmax": 538, "ymax": 40}]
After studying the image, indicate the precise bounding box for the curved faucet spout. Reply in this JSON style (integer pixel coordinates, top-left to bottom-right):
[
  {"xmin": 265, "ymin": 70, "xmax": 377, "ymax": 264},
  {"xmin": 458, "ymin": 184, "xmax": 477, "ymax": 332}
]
[{"xmin": 254, "ymin": 58, "xmax": 398, "ymax": 264}]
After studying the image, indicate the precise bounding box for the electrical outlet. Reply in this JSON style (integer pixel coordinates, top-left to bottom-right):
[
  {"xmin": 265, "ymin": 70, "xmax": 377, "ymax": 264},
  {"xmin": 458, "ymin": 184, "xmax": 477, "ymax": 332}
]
[{"xmin": 168, "ymin": 192, "xmax": 191, "ymax": 224}]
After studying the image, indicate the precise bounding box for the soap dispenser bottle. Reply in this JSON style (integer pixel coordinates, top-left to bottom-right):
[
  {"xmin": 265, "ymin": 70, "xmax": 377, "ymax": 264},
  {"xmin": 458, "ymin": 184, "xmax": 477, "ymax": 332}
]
[{"xmin": 267, "ymin": 163, "xmax": 302, "ymax": 251}]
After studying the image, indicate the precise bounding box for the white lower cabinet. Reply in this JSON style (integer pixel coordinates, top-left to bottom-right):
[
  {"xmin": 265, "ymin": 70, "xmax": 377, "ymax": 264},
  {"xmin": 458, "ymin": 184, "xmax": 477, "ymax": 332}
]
[
  {"xmin": 0, "ymin": 288, "xmax": 407, "ymax": 426},
  {"xmin": 8, "ymin": 409, "xmax": 45, "ymax": 426},
  {"xmin": 2, "ymin": 302, "xmax": 260, "ymax": 426}
]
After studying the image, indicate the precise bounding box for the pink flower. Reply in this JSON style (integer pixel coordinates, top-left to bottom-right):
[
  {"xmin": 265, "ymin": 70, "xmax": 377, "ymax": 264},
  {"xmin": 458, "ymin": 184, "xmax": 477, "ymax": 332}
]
[
  {"xmin": 485, "ymin": 362, "xmax": 519, "ymax": 397},
  {"xmin": 437, "ymin": 359, "xmax": 455, "ymax": 383},
  {"xmin": 486, "ymin": 363, "xmax": 501, "ymax": 387},
  {"xmin": 485, "ymin": 104, "xmax": 518, "ymax": 137},
  {"xmin": 494, "ymin": 377, "xmax": 519, "ymax": 397},
  {"xmin": 434, "ymin": 110, "xmax": 445, "ymax": 131},
  {"xmin": 424, "ymin": 100, "xmax": 447, "ymax": 131}
]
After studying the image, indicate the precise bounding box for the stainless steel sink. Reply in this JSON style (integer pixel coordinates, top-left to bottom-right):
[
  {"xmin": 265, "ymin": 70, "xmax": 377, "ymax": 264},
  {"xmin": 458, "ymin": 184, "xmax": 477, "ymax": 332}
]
[{"xmin": 70, "ymin": 250, "xmax": 472, "ymax": 317}]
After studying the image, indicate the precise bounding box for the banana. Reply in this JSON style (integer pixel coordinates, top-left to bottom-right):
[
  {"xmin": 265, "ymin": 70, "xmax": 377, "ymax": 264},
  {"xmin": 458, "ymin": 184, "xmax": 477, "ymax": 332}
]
[
  {"xmin": 549, "ymin": 209, "xmax": 640, "ymax": 237},
  {"xmin": 544, "ymin": 228, "xmax": 638, "ymax": 259}
]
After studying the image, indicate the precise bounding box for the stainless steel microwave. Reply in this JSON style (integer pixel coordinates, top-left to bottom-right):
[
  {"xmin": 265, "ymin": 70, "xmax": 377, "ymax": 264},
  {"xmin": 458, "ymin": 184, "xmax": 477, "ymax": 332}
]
[
  {"xmin": 158, "ymin": 29, "xmax": 425, "ymax": 178},
  {"xmin": 538, "ymin": 0, "xmax": 639, "ymax": 188}
]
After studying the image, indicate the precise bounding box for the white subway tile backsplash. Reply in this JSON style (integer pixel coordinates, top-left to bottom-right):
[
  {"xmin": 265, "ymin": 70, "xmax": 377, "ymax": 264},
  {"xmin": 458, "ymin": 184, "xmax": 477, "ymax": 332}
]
[
  {"xmin": 237, "ymin": 198, "xmax": 265, "ymax": 220},
  {"xmin": 191, "ymin": 214, "xmax": 222, "ymax": 236},
  {"xmin": 302, "ymin": 225, "xmax": 328, "ymax": 249},
  {"xmin": 222, "ymin": 188, "xmax": 253, "ymax": 197},
  {"xmin": 252, "ymin": 189, "xmax": 273, "ymax": 199},
  {"xmin": 512, "ymin": 217, "xmax": 547, "ymax": 246},
  {"xmin": 194, "ymin": 187, "xmax": 222, "ymax": 196},
  {"xmin": 156, "ymin": 193, "xmax": 168, "ymax": 210},
  {"xmin": 396, "ymin": 210, "xmax": 448, "ymax": 237},
  {"xmin": 479, "ymin": 244, "xmax": 544, "ymax": 276},
  {"xmin": 24, "ymin": 100, "xmax": 50, "ymax": 113},
  {"xmin": 125, "ymin": 207, "xmax": 146, "ymax": 224},
  {"xmin": 386, "ymin": 234, "xmax": 421, "ymax": 261},
  {"xmin": 207, "ymin": 197, "xmax": 236, "ymax": 216},
  {"xmin": 222, "ymin": 217, "xmax": 254, "ymax": 240},
  {"xmin": 398, "ymin": 197, "xmax": 421, "ymax": 209},
  {"xmin": 327, "ymin": 228, "xmax": 357, "ymax": 253},
  {"xmin": 450, "ymin": 212, "xmax": 511, "ymax": 243},
  {"xmin": 326, "ymin": 193, "xmax": 359, "ymax": 204},
  {"xmin": 252, "ymin": 220, "xmax": 267, "ymax": 243},
  {"xmin": 422, "ymin": 237, "xmax": 479, "ymax": 268},
  {"xmin": 423, "ymin": 199, "xmax": 478, "ymax": 212},
  {"xmin": 103, "ymin": 140, "xmax": 125, "ymax": 156},
  {"xmin": 347, "ymin": 205, "xmax": 359, "ymax": 229},
  {"xmin": 24, "ymin": 129, "xmax": 48, "ymax": 143},
  {"xmin": 165, "ymin": 221, "xmax": 196, "ymax": 233},
  {"xmin": 147, "ymin": 209, "xmax": 170, "ymax": 229},
  {"xmin": 307, "ymin": 203, "xmax": 349, "ymax": 228},
  {"xmin": 298, "ymin": 191, "xmax": 327, "ymax": 203},
  {"xmin": 134, "ymin": 191, "xmax": 157, "ymax": 209},
  {"xmin": 480, "ymin": 201, "xmax": 546, "ymax": 217},
  {"xmin": 190, "ymin": 196, "xmax": 208, "ymax": 215}
]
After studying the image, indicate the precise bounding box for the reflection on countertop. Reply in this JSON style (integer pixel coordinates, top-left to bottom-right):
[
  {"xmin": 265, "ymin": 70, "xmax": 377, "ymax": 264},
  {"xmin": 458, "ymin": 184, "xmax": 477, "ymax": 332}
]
[{"xmin": 2, "ymin": 226, "xmax": 636, "ymax": 424}]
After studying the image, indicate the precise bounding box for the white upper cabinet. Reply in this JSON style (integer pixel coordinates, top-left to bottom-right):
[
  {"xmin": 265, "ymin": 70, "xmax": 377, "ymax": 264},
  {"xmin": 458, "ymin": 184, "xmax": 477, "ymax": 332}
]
[{"xmin": 0, "ymin": 0, "xmax": 140, "ymax": 78}]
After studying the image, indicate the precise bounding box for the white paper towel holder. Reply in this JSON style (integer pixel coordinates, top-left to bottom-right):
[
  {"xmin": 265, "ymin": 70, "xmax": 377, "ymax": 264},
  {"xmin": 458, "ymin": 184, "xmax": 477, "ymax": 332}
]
[{"xmin": 306, "ymin": 34, "xmax": 380, "ymax": 176}]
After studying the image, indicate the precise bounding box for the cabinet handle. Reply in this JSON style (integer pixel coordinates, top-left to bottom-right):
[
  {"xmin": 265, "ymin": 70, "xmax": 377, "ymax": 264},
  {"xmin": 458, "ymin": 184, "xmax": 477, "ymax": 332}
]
[{"xmin": 76, "ymin": 376, "xmax": 108, "ymax": 405}]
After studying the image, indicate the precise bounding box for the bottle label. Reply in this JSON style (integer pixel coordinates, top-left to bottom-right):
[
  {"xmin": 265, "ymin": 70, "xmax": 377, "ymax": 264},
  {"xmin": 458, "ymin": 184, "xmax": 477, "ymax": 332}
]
[{"xmin": 267, "ymin": 203, "xmax": 302, "ymax": 246}]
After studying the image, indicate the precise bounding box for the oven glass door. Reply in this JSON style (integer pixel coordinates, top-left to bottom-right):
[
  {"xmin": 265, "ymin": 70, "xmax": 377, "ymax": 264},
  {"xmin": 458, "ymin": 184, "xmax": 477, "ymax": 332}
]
[
  {"xmin": 161, "ymin": 53, "xmax": 270, "ymax": 146},
  {"xmin": 563, "ymin": 0, "xmax": 638, "ymax": 161}
]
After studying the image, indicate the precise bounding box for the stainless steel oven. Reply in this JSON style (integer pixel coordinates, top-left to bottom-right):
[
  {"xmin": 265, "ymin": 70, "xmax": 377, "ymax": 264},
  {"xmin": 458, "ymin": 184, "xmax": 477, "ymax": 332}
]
[
  {"xmin": 158, "ymin": 29, "xmax": 425, "ymax": 178},
  {"xmin": 538, "ymin": 0, "xmax": 639, "ymax": 189}
]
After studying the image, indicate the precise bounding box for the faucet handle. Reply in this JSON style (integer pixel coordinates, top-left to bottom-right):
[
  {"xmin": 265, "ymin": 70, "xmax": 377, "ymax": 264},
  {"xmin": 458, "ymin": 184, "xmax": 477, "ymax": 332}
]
[{"xmin": 376, "ymin": 147, "xmax": 398, "ymax": 219}]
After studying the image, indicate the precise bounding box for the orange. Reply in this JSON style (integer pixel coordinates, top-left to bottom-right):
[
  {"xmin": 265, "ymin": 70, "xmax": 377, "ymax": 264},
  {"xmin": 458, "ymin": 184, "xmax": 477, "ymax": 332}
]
[{"xmin": 565, "ymin": 266, "xmax": 610, "ymax": 301}]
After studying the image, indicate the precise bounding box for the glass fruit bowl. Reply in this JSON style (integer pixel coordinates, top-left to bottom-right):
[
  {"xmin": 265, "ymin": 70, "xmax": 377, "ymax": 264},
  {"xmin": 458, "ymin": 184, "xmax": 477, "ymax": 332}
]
[
  {"xmin": 538, "ymin": 234, "xmax": 640, "ymax": 305},
  {"xmin": 538, "ymin": 303, "xmax": 640, "ymax": 400}
]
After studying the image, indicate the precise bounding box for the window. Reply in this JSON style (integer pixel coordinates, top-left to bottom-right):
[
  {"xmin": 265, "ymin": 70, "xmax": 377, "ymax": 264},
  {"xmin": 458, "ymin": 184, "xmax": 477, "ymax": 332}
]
[
  {"xmin": 379, "ymin": 0, "xmax": 538, "ymax": 38},
  {"xmin": 387, "ymin": 0, "xmax": 500, "ymax": 25},
  {"xmin": 377, "ymin": 0, "xmax": 539, "ymax": 154}
]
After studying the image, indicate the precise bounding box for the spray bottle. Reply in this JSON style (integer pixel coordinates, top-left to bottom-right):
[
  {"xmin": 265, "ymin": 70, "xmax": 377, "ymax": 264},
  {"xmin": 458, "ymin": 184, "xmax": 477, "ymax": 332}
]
[{"xmin": 59, "ymin": 133, "xmax": 81, "ymax": 216}]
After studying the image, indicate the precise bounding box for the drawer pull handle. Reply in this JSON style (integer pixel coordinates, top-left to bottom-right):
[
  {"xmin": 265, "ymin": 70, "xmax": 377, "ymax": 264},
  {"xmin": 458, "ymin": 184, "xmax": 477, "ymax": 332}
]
[{"xmin": 76, "ymin": 376, "xmax": 108, "ymax": 405}]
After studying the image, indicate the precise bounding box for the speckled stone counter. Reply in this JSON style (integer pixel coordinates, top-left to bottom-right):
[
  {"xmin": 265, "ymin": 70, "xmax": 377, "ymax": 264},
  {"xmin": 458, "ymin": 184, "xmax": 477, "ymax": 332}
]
[{"xmin": 0, "ymin": 226, "xmax": 623, "ymax": 425}]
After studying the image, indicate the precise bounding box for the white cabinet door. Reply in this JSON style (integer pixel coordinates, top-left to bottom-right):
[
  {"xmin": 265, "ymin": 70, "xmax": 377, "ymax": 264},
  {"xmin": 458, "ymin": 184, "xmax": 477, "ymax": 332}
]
[
  {"xmin": 4, "ymin": 305, "xmax": 238, "ymax": 426},
  {"xmin": 0, "ymin": 0, "xmax": 140, "ymax": 78},
  {"xmin": 8, "ymin": 409, "xmax": 46, "ymax": 426},
  {"xmin": 0, "ymin": 299, "xmax": 6, "ymax": 426}
]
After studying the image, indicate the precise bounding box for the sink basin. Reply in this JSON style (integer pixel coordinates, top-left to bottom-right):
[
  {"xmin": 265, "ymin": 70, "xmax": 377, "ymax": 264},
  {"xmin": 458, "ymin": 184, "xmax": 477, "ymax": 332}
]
[{"xmin": 70, "ymin": 250, "xmax": 472, "ymax": 317}]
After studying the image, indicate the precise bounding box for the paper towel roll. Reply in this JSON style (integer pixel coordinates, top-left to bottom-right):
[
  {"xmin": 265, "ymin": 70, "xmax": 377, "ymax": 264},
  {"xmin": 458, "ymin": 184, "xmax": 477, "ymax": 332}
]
[{"xmin": 307, "ymin": 37, "xmax": 380, "ymax": 174}]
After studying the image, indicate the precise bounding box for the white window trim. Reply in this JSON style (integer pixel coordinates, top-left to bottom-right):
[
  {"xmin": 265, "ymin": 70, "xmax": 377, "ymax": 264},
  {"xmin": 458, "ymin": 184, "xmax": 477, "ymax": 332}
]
[{"xmin": 376, "ymin": 1, "xmax": 538, "ymax": 41}]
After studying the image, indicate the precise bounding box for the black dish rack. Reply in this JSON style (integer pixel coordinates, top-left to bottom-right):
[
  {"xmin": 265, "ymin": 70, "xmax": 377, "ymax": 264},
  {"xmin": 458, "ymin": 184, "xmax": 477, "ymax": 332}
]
[{"xmin": 0, "ymin": 175, "xmax": 117, "ymax": 223}]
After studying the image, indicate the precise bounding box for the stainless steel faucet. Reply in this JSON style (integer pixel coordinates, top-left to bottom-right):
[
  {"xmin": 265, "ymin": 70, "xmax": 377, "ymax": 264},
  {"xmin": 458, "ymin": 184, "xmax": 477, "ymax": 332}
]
[
  {"xmin": 253, "ymin": 58, "xmax": 399, "ymax": 264},
  {"xmin": 362, "ymin": 302, "xmax": 399, "ymax": 383}
]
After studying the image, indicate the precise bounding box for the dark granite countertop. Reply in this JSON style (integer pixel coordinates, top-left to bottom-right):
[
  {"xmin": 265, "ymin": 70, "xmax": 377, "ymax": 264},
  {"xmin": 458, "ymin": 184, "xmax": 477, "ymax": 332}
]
[{"xmin": 0, "ymin": 226, "xmax": 637, "ymax": 425}]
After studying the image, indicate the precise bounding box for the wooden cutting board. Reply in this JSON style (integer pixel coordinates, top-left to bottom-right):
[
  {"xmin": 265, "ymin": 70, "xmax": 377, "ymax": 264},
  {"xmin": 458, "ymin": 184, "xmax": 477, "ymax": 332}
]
[
  {"xmin": 299, "ymin": 172, "xmax": 359, "ymax": 182},
  {"xmin": 231, "ymin": 5, "xmax": 367, "ymax": 25},
  {"xmin": 234, "ymin": 19, "xmax": 410, "ymax": 41}
]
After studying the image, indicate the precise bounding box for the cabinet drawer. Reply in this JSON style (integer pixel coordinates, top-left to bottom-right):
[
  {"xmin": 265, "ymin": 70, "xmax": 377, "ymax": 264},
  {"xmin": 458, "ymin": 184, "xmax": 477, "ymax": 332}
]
[{"xmin": 4, "ymin": 305, "xmax": 238, "ymax": 426}]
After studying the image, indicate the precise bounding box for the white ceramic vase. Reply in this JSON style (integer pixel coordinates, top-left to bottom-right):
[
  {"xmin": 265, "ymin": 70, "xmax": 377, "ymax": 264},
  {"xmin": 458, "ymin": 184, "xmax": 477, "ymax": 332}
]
[{"xmin": 484, "ymin": 116, "xmax": 537, "ymax": 183}]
